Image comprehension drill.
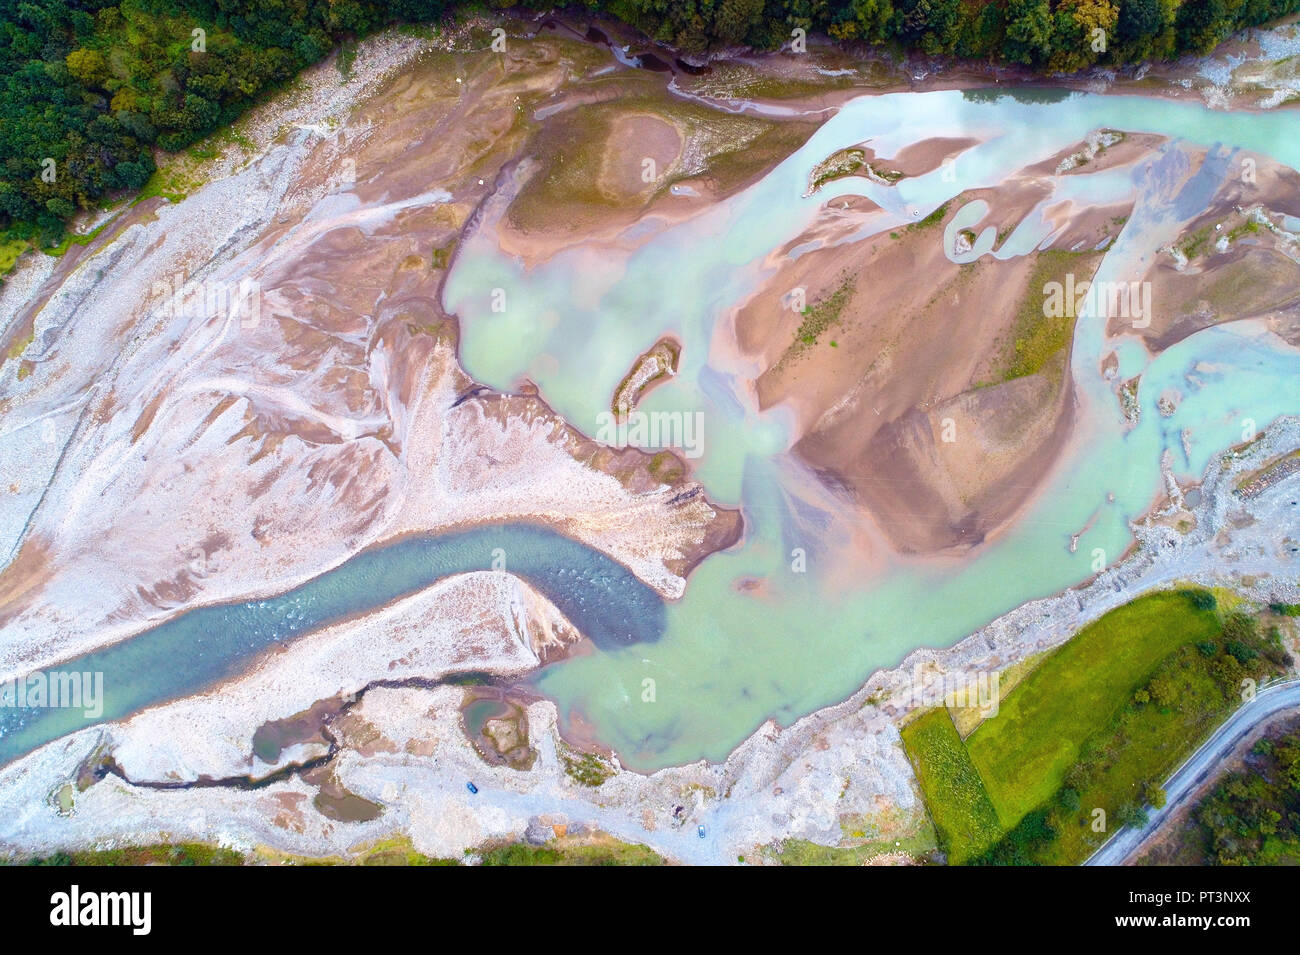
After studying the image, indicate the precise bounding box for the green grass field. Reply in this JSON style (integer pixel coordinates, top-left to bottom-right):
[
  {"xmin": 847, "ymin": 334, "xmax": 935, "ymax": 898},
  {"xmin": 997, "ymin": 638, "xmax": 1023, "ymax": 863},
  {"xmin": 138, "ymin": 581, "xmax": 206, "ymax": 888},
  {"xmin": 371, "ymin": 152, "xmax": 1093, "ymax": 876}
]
[
  {"xmin": 899, "ymin": 589, "xmax": 1284, "ymax": 864},
  {"xmin": 900, "ymin": 707, "xmax": 1004, "ymax": 863},
  {"xmin": 964, "ymin": 590, "xmax": 1221, "ymax": 825},
  {"xmin": 0, "ymin": 237, "xmax": 27, "ymax": 279}
]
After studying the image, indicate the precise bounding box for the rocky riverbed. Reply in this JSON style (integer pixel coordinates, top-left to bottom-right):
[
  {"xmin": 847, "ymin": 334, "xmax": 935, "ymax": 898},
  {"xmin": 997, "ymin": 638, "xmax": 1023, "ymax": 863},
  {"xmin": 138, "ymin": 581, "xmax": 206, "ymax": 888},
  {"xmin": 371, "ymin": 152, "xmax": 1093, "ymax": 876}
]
[{"xmin": 0, "ymin": 416, "xmax": 1294, "ymax": 864}]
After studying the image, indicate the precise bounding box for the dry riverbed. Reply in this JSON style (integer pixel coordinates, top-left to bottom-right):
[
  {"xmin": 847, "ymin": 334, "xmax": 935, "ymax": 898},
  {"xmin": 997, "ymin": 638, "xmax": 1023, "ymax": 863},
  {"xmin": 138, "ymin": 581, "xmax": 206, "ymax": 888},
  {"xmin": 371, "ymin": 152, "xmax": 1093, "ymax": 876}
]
[{"xmin": 1, "ymin": 416, "xmax": 1295, "ymax": 865}]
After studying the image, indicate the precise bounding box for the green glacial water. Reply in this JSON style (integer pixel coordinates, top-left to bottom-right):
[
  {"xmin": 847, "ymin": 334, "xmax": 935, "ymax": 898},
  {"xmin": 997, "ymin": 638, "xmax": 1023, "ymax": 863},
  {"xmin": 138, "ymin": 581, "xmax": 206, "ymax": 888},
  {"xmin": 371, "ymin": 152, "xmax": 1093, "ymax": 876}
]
[
  {"xmin": 443, "ymin": 89, "xmax": 1300, "ymax": 770},
  {"xmin": 4, "ymin": 89, "xmax": 1297, "ymax": 773}
]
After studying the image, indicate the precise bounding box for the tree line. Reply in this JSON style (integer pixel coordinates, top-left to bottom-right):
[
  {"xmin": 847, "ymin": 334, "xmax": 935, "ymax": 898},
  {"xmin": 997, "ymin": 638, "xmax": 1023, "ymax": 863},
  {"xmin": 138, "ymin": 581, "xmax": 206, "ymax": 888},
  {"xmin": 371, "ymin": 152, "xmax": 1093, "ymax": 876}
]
[
  {"xmin": 2, "ymin": 0, "xmax": 1298, "ymax": 242},
  {"xmin": 1195, "ymin": 726, "xmax": 1300, "ymax": 864}
]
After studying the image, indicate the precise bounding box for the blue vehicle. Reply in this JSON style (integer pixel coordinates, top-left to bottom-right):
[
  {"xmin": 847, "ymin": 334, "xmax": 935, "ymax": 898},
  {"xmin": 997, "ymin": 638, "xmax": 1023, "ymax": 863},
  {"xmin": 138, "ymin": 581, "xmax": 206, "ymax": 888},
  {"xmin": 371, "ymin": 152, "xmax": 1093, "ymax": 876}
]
[
  {"xmin": 466, "ymin": 782, "xmax": 478, "ymax": 794},
  {"xmin": 697, "ymin": 825, "xmax": 706, "ymax": 838}
]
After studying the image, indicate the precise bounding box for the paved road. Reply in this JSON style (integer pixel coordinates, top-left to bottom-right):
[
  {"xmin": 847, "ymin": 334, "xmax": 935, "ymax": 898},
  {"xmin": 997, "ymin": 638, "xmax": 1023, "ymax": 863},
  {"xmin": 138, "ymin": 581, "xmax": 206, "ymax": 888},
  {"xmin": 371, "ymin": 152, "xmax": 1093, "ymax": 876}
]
[{"xmin": 1087, "ymin": 679, "xmax": 1300, "ymax": 866}]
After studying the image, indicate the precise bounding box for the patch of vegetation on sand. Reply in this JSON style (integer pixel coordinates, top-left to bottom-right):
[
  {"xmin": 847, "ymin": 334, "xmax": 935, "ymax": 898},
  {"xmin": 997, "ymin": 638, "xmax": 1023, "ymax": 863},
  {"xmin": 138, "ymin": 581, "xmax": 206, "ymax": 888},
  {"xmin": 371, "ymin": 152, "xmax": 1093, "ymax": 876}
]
[
  {"xmin": 769, "ymin": 823, "xmax": 937, "ymax": 865},
  {"xmin": 1199, "ymin": 258, "xmax": 1281, "ymax": 319},
  {"xmin": 43, "ymin": 221, "xmax": 111, "ymax": 257},
  {"xmin": 133, "ymin": 162, "xmax": 202, "ymax": 207},
  {"xmin": 1119, "ymin": 375, "xmax": 1141, "ymax": 423},
  {"xmin": 806, "ymin": 147, "xmax": 905, "ymax": 193},
  {"xmin": 1177, "ymin": 224, "xmax": 1214, "ymax": 260},
  {"xmin": 246, "ymin": 836, "xmax": 458, "ymax": 866},
  {"xmin": 704, "ymin": 120, "xmax": 819, "ymax": 196},
  {"xmin": 477, "ymin": 833, "xmax": 663, "ymax": 866},
  {"xmin": 900, "ymin": 707, "xmax": 1004, "ymax": 863},
  {"xmin": 11, "ymin": 831, "xmax": 661, "ymax": 866},
  {"xmin": 1227, "ymin": 218, "xmax": 1261, "ymax": 241},
  {"xmin": 781, "ymin": 275, "xmax": 855, "ymax": 365},
  {"xmin": 5, "ymin": 328, "xmax": 35, "ymax": 364},
  {"xmin": 355, "ymin": 836, "xmax": 458, "ymax": 866},
  {"xmin": 430, "ymin": 238, "xmax": 457, "ymax": 270},
  {"xmin": 809, "ymin": 147, "xmax": 866, "ymax": 191},
  {"xmin": 17, "ymin": 843, "xmax": 244, "ymax": 866},
  {"xmin": 769, "ymin": 839, "xmax": 880, "ymax": 865},
  {"xmin": 508, "ymin": 84, "xmax": 781, "ymax": 231},
  {"xmin": 907, "ymin": 201, "xmax": 950, "ymax": 231},
  {"xmin": 948, "ymin": 652, "xmax": 1045, "ymax": 738},
  {"xmin": 996, "ymin": 249, "xmax": 1099, "ymax": 384},
  {"xmin": 560, "ymin": 745, "xmax": 615, "ymax": 787},
  {"xmin": 646, "ymin": 450, "xmax": 685, "ymax": 484}
]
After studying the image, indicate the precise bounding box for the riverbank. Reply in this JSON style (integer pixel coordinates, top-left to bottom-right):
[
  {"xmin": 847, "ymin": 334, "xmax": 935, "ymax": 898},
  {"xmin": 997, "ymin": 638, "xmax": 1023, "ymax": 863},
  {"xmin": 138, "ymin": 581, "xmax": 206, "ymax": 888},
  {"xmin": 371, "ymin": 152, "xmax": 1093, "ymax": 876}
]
[
  {"xmin": 1, "ymin": 416, "xmax": 1294, "ymax": 863},
  {"xmin": 0, "ymin": 27, "xmax": 745, "ymax": 683}
]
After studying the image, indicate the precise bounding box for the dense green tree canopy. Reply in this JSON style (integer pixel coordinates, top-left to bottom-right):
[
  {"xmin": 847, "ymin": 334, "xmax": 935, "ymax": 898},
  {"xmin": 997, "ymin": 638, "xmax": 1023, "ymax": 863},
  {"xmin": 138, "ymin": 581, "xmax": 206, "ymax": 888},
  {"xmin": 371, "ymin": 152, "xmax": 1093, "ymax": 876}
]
[{"xmin": 1, "ymin": 0, "xmax": 1297, "ymax": 241}]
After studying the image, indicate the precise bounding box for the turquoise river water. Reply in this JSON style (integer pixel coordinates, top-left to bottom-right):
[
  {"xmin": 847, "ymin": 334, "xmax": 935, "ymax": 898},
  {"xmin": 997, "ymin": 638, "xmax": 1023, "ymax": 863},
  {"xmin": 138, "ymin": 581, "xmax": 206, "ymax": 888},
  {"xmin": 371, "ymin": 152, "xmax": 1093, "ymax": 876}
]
[
  {"xmin": 3, "ymin": 87, "xmax": 1298, "ymax": 772},
  {"xmin": 444, "ymin": 88, "xmax": 1300, "ymax": 769}
]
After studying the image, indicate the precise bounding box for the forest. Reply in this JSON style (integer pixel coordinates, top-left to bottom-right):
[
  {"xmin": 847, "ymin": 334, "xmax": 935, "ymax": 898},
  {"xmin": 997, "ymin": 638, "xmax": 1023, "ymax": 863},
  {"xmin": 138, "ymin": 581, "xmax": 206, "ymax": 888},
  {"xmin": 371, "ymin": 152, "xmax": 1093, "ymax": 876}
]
[
  {"xmin": 2, "ymin": 0, "xmax": 1299, "ymax": 242},
  {"xmin": 1195, "ymin": 725, "xmax": 1300, "ymax": 864}
]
